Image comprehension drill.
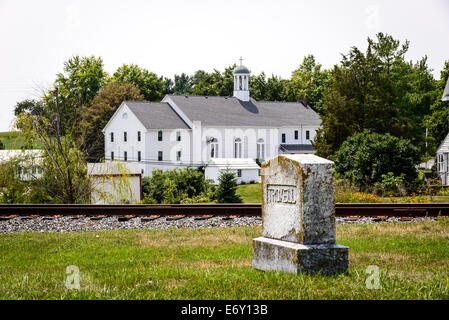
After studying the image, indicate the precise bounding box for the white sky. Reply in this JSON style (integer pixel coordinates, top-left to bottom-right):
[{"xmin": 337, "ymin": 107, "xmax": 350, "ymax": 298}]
[{"xmin": 0, "ymin": 0, "xmax": 448, "ymax": 132}]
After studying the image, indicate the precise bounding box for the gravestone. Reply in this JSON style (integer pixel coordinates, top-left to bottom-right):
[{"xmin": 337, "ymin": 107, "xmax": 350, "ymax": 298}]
[{"xmin": 252, "ymin": 154, "xmax": 349, "ymax": 275}]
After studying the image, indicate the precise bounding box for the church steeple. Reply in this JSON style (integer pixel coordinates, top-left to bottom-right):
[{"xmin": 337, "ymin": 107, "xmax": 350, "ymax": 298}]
[{"xmin": 233, "ymin": 57, "xmax": 250, "ymax": 101}]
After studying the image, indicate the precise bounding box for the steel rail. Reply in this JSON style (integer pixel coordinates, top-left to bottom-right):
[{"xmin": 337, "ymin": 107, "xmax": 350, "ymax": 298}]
[{"xmin": 0, "ymin": 203, "xmax": 448, "ymax": 217}]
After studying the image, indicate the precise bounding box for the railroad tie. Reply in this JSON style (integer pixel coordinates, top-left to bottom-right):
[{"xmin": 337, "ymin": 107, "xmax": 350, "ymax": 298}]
[
  {"xmin": 141, "ymin": 215, "xmax": 160, "ymax": 222},
  {"xmin": 166, "ymin": 215, "xmax": 186, "ymax": 221}
]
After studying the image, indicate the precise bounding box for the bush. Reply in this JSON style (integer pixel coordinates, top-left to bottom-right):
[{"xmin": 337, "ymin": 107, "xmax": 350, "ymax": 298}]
[
  {"xmin": 215, "ymin": 170, "xmax": 242, "ymax": 203},
  {"xmin": 333, "ymin": 130, "xmax": 420, "ymax": 190},
  {"xmin": 141, "ymin": 167, "xmax": 214, "ymax": 204},
  {"xmin": 373, "ymin": 172, "xmax": 406, "ymax": 196}
]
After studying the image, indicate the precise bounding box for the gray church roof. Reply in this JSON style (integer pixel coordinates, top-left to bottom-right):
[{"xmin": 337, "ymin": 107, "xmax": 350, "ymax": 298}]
[
  {"xmin": 167, "ymin": 95, "xmax": 321, "ymax": 127},
  {"xmin": 125, "ymin": 101, "xmax": 190, "ymax": 129}
]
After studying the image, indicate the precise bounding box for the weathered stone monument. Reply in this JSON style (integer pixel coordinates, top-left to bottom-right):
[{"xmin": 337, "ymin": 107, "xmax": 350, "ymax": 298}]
[{"xmin": 252, "ymin": 154, "xmax": 349, "ymax": 275}]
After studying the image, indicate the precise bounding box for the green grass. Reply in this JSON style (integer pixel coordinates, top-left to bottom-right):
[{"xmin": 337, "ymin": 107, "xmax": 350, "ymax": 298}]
[
  {"xmin": 0, "ymin": 219, "xmax": 448, "ymax": 299},
  {"xmin": 236, "ymin": 183, "xmax": 262, "ymax": 203},
  {"xmin": 0, "ymin": 131, "xmax": 29, "ymax": 150}
]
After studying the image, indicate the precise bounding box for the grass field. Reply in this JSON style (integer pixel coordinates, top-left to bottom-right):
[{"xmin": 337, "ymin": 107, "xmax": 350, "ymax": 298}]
[
  {"xmin": 0, "ymin": 131, "xmax": 27, "ymax": 150},
  {"xmin": 0, "ymin": 219, "xmax": 448, "ymax": 299}
]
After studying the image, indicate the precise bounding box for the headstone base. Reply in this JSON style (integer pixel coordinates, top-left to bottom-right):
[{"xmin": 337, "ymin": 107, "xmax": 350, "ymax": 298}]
[{"xmin": 252, "ymin": 237, "xmax": 349, "ymax": 275}]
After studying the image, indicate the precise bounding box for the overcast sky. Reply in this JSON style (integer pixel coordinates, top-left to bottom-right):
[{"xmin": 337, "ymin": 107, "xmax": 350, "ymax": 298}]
[{"xmin": 0, "ymin": 0, "xmax": 448, "ymax": 132}]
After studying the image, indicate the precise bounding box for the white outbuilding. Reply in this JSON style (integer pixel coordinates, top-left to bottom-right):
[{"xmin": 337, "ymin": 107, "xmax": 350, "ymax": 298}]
[
  {"xmin": 87, "ymin": 162, "xmax": 142, "ymax": 204},
  {"xmin": 436, "ymin": 76, "xmax": 449, "ymax": 185},
  {"xmin": 205, "ymin": 158, "xmax": 261, "ymax": 184}
]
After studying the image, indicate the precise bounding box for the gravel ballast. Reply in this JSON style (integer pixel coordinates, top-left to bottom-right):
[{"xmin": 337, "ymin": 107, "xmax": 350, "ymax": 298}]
[{"xmin": 0, "ymin": 215, "xmax": 438, "ymax": 234}]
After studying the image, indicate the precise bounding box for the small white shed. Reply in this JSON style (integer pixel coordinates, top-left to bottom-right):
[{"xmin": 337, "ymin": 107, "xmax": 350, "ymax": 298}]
[
  {"xmin": 87, "ymin": 162, "xmax": 142, "ymax": 204},
  {"xmin": 205, "ymin": 158, "xmax": 261, "ymax": 185}
]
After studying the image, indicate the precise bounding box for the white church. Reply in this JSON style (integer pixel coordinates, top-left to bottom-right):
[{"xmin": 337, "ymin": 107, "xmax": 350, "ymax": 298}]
[{"xmin": 102, "ymin": 60, "xmax": 321, "ymax": 183}]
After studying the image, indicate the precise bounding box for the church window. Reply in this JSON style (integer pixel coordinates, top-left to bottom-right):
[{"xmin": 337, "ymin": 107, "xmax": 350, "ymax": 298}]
[
  {"xmin": 177, "ymin": 151, "xmax": 182, "ymax": 161},
  {"xmin": 306, "ymin": 130, "xmax": 310, "ymax": 140},
  {"xmin": 138, "ymin": 151, "xmax": 141, "ymax": 162},
  {"xmin": 111, "ymin": 151, "xmax": 114, "ymax": 161},
  {"xmin": 295, "ymin": 130, "xmax": 298, "ymax": 140},
  {"xmin": 237, "ymin": 169, "xmax": 242, "ymax": 177},
  {"xmin": 124, "ymin": 132, "xmax": 127, "ymax": 142},
  {"xmin": 158, "ymin": 130, "xmax": 163, "ymax": 141},
  {"xmin": 124, "ymin": 151, "xmax": 127, "ymax": 162},
  {"xmin": 158, "ymin": 151, "xmax": 163, "ymax": 161},
  {"xmin": 257, "ymin": 138, "xmax": 265, "ymax": 160},
  {"xmin": 122, "ymin": 113, "xmax": 128, "ymax": 119},
  {"xmin": 137, "ymin": 131, "xmax": 141, "ymax": 141},
  {"xmin": 210, "ymin": 138, "xmax": 219, "ymax": 158},
  {"xmin": 110, "ymin": 132, "xmax": 114, "ymax": 142},
  {"xmin": 177, "ymin": 131, "xmax": 181, "ymax": 141},
  {"xmin": 281, "ymin": 134, "xmax": 286, "ymax": 143},
  {"xmin": 234, "ymin": 138, "xmax": 242, "ymax": 158}
]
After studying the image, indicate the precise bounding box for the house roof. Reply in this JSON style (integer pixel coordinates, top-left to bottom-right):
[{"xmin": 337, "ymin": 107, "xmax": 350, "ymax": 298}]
[
  {"xmin": 442, "ymin": 77, "xmax": 449, "ymax": 101},
  {"xmin": 280, "ymin": 144, "xmax": 315, "ymax": 152},
  {"xmin": 87, "ymin": 161, "xmax": 142, "ymax": 176},
  {"xmin": 167, "ymin": 95, "xmax": 321, "ymax": 127},
  {"xmin": 0, "ymin": 149, "xmax": 42, "ymax": 163},
  {"xmin": 437, "ymin": 132, "xmax": 449, "ymax": 153},
  {"xmin": 124, "ymin": 101, "xmax": 190, "ymax": 129},
  {"xmin": 206, "ymin": 158, "xmax": 260, "ymax": 169}
]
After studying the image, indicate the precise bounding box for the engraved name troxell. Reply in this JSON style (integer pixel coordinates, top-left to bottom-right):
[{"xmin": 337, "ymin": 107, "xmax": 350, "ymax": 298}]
[{"xmin": 266, "ymin": 185, "xmax": 298, "ymax": 205}]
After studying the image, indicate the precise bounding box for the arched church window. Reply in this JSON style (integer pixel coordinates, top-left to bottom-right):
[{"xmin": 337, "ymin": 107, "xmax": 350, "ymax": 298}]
[
  {"xmin": 210, "ymin": 138, "xmax": 219, "ymax": 158},
  {"xmin": 122, "ymin": 113, "xmax": 128, "ymax": 119},
  {"xmin": 257, "ymin": 138, "xmax": 265, "ymax": 160},
  {"xmin": 234, "ymin": 138, "xmax": 242, "ymax": 158}
]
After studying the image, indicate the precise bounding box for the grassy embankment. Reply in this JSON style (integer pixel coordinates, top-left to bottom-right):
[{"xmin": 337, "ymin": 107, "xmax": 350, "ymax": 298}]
[{"xmin": 0, "ymin": 219, "xmax": 448, "ymax": 299}]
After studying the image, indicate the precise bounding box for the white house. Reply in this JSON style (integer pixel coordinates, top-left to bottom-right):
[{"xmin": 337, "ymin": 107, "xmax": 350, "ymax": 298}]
[
  {"xmin": 436, "ymin": 76, "xmax": 449, "ymax": 185},
  {"xmin": 102, "ymin": 61, "xmax": 321, "ymax": 182},
  {"xmin": 87, "ymin": 162, "xmax": 142, "ymax": 204},
  {"xmin": 0, "ymin": 149, "xmax": 43, "ymax": 180}
]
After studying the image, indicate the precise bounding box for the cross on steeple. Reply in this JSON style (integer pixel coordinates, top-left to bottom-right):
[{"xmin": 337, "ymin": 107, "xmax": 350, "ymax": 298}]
[{"xmin": 239, "ymin": 56, "xmax": 243, "ymax": 66}]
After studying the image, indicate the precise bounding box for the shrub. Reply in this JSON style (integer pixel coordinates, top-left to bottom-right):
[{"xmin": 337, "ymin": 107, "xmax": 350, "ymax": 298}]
[
  {"xmin": 215, "ymin": 170, "xmax": 242, "ymax": 203},
  {"xmin": 141, "ymin": 167, "xmax": 214, "ymax": 204},
  {"xmin": 333, "ymin": 130, "xmax": 420, "ymax": 190}
]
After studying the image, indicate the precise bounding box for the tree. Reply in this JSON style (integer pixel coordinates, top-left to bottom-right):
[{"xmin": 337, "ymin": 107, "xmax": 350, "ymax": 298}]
[
  {"xmin": 173, "ymin": 73, "xmax": 193, "ymax": 94},
  {"xmin": 215, "ymin": 170, "xmax": 242, "ymax": 203},
  {"xmin": 16, "ymin": 114, "xmax": 90, "ymax": 203},
  {"xmin": 192, "ymin": 65, "xmax": 236, "ymax": 96},
  {"xmin": 112, "ymin": 64, "xmax": 165, "ymax": 101},
  {"xmin": 14, "ymin": 99, "xmax": 47, "ymax": 118},
  {"xmin": 286, "ymin": 55, "xmax": 332, "ymax": 114},
  {"xmin": 314, "ymin": 33, "xmax": 435, "ymax": 158},
  {"xmin": 80, "ymin": 82, "xmax": 144, "ymax": 161},
  {"xmin": 47, "ymin": 56, "xmax": 108, "ymax": 133},
  {"xmin": 333, "ymin": 130, "xmax": 420, "ymax": 189},
  {"xmin": 425, "ymin": 61, "xmax": 449, "ymax": 153}
]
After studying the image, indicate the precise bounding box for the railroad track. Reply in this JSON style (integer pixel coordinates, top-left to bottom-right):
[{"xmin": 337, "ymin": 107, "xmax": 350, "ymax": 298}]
[{"xmin": 0, "ymin": 203, "xmax": 448, "ymax": 219}]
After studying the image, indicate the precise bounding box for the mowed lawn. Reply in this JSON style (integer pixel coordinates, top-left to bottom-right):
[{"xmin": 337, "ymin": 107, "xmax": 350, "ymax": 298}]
[{"xmin": 0, "ymin": 219, "xmax": 448, "ymax": 300}]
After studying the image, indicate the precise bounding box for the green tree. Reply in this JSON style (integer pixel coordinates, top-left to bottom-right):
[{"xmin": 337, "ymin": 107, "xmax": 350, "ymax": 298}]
[
  {"xmin": 173, "ymin": 73, "xmax": 193, "ymax": 94},
  {"xmin": 215, "ymin": 170, "xmax": 242, "ymax": 203},
  {"xmin": 14, "ymin": 99, "xmax": 47, "ymax": 118},
  {"xmin": 286, "ymin": 55, "xmax": 332, "ymax": 114},
  {"xmin": 333, "ymin": 130, "xmax": 420, "ymax": 189},
  {"xmin": 46, "ymin": 56, "xmax": 108, "ymax": 133},
  {"xmin": 192, "ymin": 65, "xmax": 236, "ymax": 96},
  {"xmin": 80, "ymin": 82, "xmax": 144, "ymax": 161},
  {"xmin": 112, "ymin": 64, "xmax": 165, "ymax": 101},
  {"xmin": 16, "ymin": 114, "xmax": 90, "ymax": 203},
  {"xmin": 425, "ymin": 61, "xmax": 449, "ymax": 153},
  {"xmin": 314, "ymin": 33, "xmax": 434, "ymax": 158}
]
